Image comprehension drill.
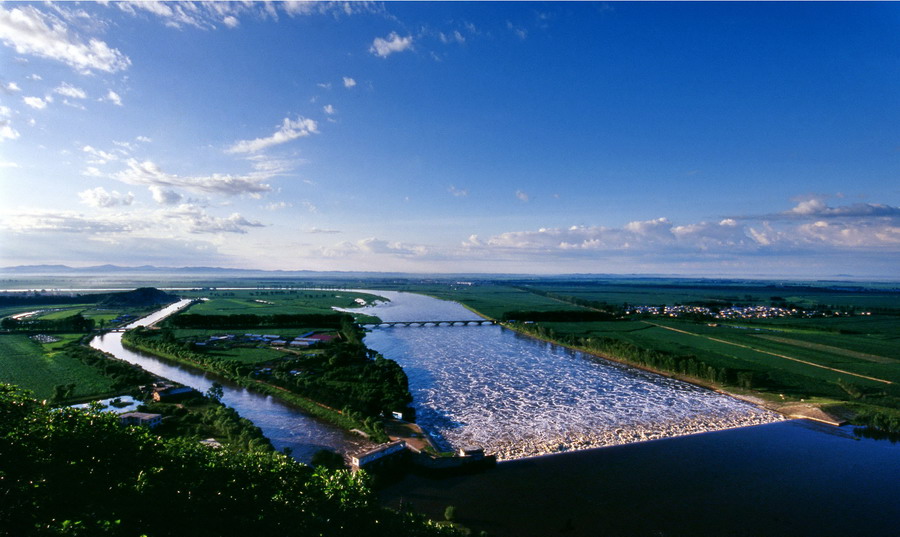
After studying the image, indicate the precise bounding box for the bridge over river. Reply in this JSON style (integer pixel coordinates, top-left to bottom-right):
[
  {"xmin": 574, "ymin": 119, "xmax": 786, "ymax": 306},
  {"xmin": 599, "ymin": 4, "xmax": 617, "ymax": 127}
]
[{"xmin": 363, "ymin": 320, "xmax": 497, "ymax": 328}]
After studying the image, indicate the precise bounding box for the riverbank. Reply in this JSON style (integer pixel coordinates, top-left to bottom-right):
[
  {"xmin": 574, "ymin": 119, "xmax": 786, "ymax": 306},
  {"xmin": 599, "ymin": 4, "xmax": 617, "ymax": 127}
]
[
  {"xmin": 495, "ymin": 320, "xmax": 849, "ymax": 427},
  {"xmin": 119, "ymin": 334, "xmax": 388, "ymax": 442}
]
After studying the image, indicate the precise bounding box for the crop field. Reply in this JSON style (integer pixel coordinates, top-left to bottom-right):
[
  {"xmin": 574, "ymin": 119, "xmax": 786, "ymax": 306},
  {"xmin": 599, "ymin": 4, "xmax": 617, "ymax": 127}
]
[
  {"xmin": 543, "ymin": 316, "xmax": 900, "ymax": 401},
  {"xmin": 0, "ymin": 334, "xmax": 116, "ymax": 399},
  {"xmin": 178, "ymin": 289, "xmax": 386, "ymax": 316},
  {"xmin": 519, "ymin": 280, "xmax": 900, "ymax": 310}
]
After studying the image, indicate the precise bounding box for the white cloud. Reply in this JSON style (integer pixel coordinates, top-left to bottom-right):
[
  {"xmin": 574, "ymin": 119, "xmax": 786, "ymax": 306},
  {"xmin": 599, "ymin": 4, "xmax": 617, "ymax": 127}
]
[
  {"xmin": 321, "ymin": 237, "xmax": 428, "ymax": 258},
  {"xmin": 439, "ymin": 30, "xmax": 465, "ymax": 44},
  {"xmin": 23, "ymin": 95, "xmax": 51, "ymax": 109},
  {"xmin": 222, "ymin": 15, "xmax": 239, "ymax": 28},
  {"xmin": 342, "ymin": 76, "xmax": 356, "ymax": 88},
  {"xmin": 148, "ymin": 185, "xmax": 183, "ymax": 205},
  {"xmin": 369, "ymin": 32, "xmax": 413, "ymax": 58},
  {"xmin": 0, "ymin": 120, "xmax": 20, "ymax": 141},
  {"xmin": 104, "ymin": 90, "xmax": 123, "ymax": 106},
  {"xmin": 166, "ymin": 204, "xmax": 264, "ymax": 234},
  {"xmin": 5, "ymin": 81, "xmax": 20, "ymax": 92},
  {"xmin": 54, "ymin": 82, "xmax": 87, "ymax": 99},
  {"xmin": 1, "ymin": 210, "xmax": 139, "ymax": 234},
  {"xmin": 81, "ymin": 166, "xmax": 104, "ymax": 177},
  {"xmin": 82, "ymin": 145, "xmax": 118, "ymax": 164},
  {"xmin": 135, "ymin": 135, "xmax": 152, "ymax": 143},
  {"xmin": 78, "ymin": 187, "xmax": 134, "ymax": 208},
  {"xmin": 448, "ymin": 185, "xmax": 468, "ymax": 197},
  {"xmin": 784, "ymin": 198, "xmax": 900, "ymax": 219},
  {"xmin": 226, "ymin": 116, "xmax": 318, "ymax": 154},
  {"xmin": 0, "ymin": 106, "xmax": 11, "ymax": 117},
  {"xmin": 0, "ymin": 160, "xmax": 20, "ymax": 168},
  {"xmin": 265, "ymin": 201, "xmax": 292, "ymax": 211},
  {"xmin": 26, "ymin": 73, "xmax": 41, "ymax": 81},
  {"xmin": 323, "ymin": 104, "xmax": 335, "ymax": 115},
  {"xmin": 0, "ymin": 5, "xmax": 131, "ymax": 73},
  {"xmin": 115, "ymin": 158, "xmax": 273, "ymax": 196},
  {"xmin": 507, "ymin": 21, "xmax": 527, "ymax": 40}
]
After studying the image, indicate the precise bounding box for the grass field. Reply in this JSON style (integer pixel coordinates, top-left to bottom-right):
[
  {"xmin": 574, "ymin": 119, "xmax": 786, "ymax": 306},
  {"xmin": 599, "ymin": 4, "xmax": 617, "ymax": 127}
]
[
  {"xmin": 178, "ymin": 289, "xmax": 387, "ymax": 317},
  {"xmin": 0, "ymin": 334, "xmax": 116, "ymax": 399}
]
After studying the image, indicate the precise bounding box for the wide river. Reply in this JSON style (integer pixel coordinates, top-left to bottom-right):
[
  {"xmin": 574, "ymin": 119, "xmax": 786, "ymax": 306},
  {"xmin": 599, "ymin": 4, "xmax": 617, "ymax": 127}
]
[{"xmin": 352, "ymin": 291, "xmax": 779, "ymax": 459}]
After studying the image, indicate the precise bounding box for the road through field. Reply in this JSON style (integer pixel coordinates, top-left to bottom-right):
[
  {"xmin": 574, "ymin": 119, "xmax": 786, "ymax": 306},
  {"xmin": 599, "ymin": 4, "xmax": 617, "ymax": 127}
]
[{"xmin": 641, "ymin": 321, "xmax": 894, "ymax": 385}]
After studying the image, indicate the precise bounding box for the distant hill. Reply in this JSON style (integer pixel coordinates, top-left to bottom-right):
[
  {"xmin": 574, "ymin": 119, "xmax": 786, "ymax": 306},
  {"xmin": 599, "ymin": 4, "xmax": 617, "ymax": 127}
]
[{"xmin": 97, "ymin": 287, "xmax": 178, "ymax": 307}]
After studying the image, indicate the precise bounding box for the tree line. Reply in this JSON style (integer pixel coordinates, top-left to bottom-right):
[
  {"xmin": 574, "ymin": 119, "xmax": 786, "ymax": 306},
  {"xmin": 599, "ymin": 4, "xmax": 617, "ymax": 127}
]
[
  {"xmin": 168, "ymin": 313, "xmax": 349, "ymax": 329},
  {"xmin": 0, "ymin": 384, "xmax": 464, "ymax": 537}
]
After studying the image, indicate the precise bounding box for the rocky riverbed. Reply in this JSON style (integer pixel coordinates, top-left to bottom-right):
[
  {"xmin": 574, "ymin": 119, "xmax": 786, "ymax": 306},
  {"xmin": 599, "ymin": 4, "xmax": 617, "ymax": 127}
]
[{"xmin": 489, "ymin": 410, "xmax": 783, "ymax": 461}]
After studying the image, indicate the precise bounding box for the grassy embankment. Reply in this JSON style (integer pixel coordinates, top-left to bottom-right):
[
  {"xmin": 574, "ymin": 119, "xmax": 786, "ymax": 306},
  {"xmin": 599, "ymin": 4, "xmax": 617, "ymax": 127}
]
[{"xmin": 389, "ymin": 281, "xmax": 900, "ymax": 432}]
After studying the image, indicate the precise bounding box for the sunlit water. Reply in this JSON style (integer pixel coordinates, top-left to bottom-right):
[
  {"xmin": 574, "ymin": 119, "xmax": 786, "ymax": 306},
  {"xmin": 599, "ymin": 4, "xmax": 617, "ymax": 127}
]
[
  {"xmin": 351, "ymin": 291, "xmax": 780, "ymax": 458},
  {"xmin": 91, "ymin": 299, "xmax": 371, "ymax": 463}
]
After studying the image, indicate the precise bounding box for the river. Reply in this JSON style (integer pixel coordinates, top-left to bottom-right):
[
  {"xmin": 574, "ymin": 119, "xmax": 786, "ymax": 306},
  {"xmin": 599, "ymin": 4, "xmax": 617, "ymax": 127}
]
[
  {"xmin": 89, "ymin": 299, "xmax": 372, "ymax": 463},
  {"xmin": 350, "ymin": 291, "xmax": 779, "ymax": 459}
]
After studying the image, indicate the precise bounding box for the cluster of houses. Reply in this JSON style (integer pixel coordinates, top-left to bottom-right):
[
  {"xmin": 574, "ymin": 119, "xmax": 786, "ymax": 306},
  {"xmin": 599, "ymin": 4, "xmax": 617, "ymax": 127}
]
[
  {"xmin": 625, "ymin": 304, "xmax": 843, "ymax": 320},
  {"xmin": 194, "ymin": 331, "xmax": 337, "ymax": 349},
  {"xmin": 109, "ymin": 313, "xmax": 137, "ymax": 326}
]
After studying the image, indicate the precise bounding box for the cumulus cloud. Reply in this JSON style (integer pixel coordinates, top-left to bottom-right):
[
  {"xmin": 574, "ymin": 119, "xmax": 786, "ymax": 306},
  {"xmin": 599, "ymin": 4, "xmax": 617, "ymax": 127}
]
[
  {"xmin": 78, "ymin": 187, "xmax": 134, "ymax": 208},
  {"xmin": 115, "ymin": 158, "xmax": 273, "ymax": 196},
  {"xmin": 342, "ymin": 76, "xmax": 356, "ymax": 88},
  {"xmin": 369, "ymin": 32, "xmax": 413, "ymax": 58},
  {"xmin": 5, "ymin": 81, "xmax": 20, "ymax": 92},
  {"xmin": 323, "ymin": 104, "xmax": 335, "ymax": 115},
  {"xmin": 784, "ymin": 198, "xmax": 900, "ymax": 219},
  {"xmin": 0, "ymin": 120, "xmax": 20, "ymax": 141},
  {"xmin": 54, "ymin": 82, "xmax": 86, "ymax": 99},
  {"xmin": 148, "ymin": 185, "xmax": 183, "ymax": 205},
  {"xmin": 439, "ymin": 30, "xmax": 465, "ymax": 44},
  {"xmin": 222, "ymin": 15, "xmax": 239, "ymax": 28},
  {"xmin": 104, "ymin": 90, "xmax": 123, "ymax": 106},
  {"xmin": 226, "ymin": 116, "xmax": 318, "ymax": 154},
  {"xmin": 0, "ymin": 5, "xmax": 130, "ymax": 73},
  {"xmin": 23, "ymin": 95, "xmax": 51, "ymax": 109}
]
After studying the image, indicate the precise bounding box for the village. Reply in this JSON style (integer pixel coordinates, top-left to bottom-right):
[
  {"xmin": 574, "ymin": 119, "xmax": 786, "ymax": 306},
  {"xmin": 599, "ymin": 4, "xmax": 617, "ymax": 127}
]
[{"xmin": 624, "ymin": 303, "xmax": 868, "ymax": 320}]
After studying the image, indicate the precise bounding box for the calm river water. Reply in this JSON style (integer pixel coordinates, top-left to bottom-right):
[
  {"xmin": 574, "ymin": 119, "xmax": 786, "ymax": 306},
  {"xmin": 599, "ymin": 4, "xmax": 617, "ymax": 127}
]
[{"xmin": 89, "ymin": 299, "xmax": 371, "ymax": 463}]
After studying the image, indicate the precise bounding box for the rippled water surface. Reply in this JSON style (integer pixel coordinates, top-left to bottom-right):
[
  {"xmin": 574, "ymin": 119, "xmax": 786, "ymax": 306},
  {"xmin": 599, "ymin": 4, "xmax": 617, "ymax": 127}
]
[{"xmin": 355, "ymin": 291, "xmax": 779, "ymax": 457}]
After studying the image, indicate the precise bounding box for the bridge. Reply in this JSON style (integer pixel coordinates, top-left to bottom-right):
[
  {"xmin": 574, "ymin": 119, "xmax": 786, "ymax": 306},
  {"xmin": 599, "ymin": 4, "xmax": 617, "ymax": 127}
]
[{"xmin": 362, "ymin": 320, "xmax": 497, "ymax": 328}]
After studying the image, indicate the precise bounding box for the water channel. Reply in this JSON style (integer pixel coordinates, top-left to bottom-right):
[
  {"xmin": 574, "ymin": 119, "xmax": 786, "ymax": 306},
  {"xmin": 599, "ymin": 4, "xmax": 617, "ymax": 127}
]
[{"xmin": 89, "ymin": 299, "xmax": 372, "ymax": 463}]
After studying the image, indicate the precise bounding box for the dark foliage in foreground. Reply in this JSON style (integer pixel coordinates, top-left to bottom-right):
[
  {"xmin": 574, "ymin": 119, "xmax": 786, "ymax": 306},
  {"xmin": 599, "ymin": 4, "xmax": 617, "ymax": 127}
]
[{"xmin": 0, "ymin": 384, "xmax": 461, "ymax": 537}]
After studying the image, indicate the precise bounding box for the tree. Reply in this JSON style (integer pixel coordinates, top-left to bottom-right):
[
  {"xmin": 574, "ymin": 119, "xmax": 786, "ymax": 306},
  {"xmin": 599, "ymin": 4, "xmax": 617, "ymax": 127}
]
[{"xmin": 205, "ymin": 382, "xmax": 224, "ymax": 402}]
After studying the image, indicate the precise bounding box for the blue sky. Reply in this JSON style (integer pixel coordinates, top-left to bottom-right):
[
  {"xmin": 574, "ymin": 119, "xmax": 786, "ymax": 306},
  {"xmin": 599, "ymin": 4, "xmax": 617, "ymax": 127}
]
[{"xmin": 1, "ymin": 1, "xmax": 898, "ymax": 278}]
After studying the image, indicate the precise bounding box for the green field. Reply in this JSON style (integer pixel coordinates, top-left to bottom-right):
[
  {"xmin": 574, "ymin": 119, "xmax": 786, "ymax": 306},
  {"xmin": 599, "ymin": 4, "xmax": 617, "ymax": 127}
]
[
  {"xmin": 178, "ymin": 289, "xmax": 386, "ymax": 319},
  {"xmin": 0, "ymin": 334, "xmax": 116, "ymax": 399}
]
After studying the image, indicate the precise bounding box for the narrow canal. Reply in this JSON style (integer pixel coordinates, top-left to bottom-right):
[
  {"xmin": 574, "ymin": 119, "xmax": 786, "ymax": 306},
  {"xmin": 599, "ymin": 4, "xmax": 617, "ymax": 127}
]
[{"xmin": 89, "ymin": 299, "xmax": 371, "ymax": 463}]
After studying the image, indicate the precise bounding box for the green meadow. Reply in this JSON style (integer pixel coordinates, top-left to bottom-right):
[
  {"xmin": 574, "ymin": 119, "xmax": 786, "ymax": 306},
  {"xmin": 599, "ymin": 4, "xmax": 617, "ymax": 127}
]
[{"xmin": 0, "ymin": 334, "xmax": 116, "ymax": 400}]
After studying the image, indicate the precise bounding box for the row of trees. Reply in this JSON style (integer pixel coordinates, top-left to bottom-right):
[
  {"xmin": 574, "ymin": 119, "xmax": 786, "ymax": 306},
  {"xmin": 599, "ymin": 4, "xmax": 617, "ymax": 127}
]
[
  {"xmin": 1, "ymin": 313, "xmax": 95, "ymax": 333},
  {"xmin": 0, "ymin": 384, "xmax": 464, "ymax": 537},
  {"xmin": 169, "ymin": 313, "xmax": 348, "ymax": 329}
]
